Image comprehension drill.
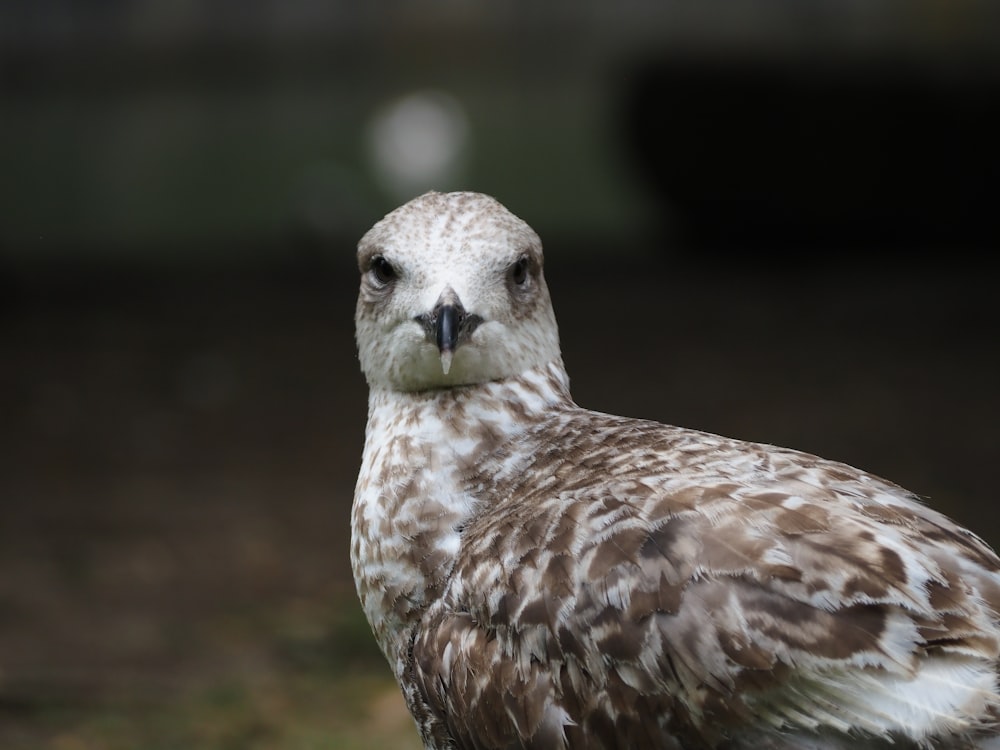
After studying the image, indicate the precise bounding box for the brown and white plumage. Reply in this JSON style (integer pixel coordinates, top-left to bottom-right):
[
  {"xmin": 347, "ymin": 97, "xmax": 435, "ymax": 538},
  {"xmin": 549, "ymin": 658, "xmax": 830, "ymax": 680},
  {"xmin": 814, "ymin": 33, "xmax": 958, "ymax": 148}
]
[{"xmin": 351, "ymin": 191, "xmax": 1000, "ymax": 749}]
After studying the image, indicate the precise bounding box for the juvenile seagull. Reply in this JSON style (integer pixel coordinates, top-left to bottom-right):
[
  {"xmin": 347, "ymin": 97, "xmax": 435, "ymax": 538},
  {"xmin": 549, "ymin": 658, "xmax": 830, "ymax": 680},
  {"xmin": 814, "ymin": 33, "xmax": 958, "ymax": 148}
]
[{"xmin": 351, "ymin": 191, "xmax": 1000, "ymax": 749}]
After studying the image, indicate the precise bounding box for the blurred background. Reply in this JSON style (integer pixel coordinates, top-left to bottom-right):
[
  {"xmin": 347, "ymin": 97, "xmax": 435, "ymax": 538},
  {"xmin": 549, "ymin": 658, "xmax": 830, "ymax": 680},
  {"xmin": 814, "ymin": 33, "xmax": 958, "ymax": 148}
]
[{"xmin": 2, "ymin": 2, "xmax": 999, "ymax": 748}]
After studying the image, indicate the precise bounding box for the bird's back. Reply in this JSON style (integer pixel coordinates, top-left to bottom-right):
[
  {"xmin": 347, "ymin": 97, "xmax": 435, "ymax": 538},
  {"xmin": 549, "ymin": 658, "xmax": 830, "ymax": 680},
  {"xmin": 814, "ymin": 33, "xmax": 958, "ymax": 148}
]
[{"xmin": 407, "ymin": 405, "xmax": 1000, "ymax": 749}]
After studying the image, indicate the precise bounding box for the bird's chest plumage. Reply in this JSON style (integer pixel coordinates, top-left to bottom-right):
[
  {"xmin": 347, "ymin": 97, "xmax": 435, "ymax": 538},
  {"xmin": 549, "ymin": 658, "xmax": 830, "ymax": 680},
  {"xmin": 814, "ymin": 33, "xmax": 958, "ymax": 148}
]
[
  {"xmin": 352, "ymin": 429, "xmax": 468, "ymax": 674},
  {"xmin": 351, "ymin": 380, "xmax": 555, "ymax": 678}
]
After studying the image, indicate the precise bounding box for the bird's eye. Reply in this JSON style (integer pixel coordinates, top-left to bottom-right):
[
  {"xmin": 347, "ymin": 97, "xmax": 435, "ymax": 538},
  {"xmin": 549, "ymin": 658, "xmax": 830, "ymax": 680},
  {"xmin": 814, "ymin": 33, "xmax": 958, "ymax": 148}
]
[
  {"xmin": 510, "ymin": 257, "xmax": 529, "ymax": 286},
  {"xmin": 370, "ymin": 256, "xmax": 396, "ymax": 285}
]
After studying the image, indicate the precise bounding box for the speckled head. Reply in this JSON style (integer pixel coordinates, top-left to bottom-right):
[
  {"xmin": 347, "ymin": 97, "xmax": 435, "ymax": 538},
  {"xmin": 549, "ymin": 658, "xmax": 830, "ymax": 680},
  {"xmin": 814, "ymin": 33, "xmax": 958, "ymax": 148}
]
[{"xmin": 355, "ymin": 191, "xmax": 562, "ymax": 392}]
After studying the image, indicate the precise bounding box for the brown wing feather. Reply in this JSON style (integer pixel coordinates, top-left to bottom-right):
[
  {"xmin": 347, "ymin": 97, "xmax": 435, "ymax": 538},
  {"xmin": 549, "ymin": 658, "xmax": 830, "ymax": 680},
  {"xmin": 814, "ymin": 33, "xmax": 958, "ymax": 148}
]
[{"xmin": 410, "ymin": 409, "xmax": 1000, "ymax": 749}]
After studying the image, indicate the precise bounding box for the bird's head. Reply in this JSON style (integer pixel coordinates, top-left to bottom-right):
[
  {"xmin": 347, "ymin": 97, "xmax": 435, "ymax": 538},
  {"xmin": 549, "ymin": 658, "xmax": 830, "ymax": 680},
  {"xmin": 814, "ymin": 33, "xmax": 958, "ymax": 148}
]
[{"xmin": 355, "ymin": 191, "xmax": 561, "ymax": 392}]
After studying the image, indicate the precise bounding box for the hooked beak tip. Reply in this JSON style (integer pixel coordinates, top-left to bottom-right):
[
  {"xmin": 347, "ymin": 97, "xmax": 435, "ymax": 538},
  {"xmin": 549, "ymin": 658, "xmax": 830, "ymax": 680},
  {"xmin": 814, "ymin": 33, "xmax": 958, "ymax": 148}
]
[{"xmin": 440, "ymin": 349, "xmax": 454, "ymax": 375}]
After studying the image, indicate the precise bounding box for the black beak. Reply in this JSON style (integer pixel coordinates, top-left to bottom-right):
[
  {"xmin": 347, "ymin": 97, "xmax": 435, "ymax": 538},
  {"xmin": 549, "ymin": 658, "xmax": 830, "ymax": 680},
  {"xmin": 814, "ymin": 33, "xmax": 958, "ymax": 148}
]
[
  {"xmin": 436, "ymin": 303, "xmax": 462, "ymax": 354},
  {"xmin": 415, "ymin": 296, "xmax": 483, "ymax": 355}
]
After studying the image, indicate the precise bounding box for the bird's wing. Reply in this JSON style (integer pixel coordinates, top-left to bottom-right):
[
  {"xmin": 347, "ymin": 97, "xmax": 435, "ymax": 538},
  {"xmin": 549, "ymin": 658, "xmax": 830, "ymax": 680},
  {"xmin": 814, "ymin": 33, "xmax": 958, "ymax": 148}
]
[{"xmin": 409, "ymin": 410, "xmax": 1000, "ymax": 749}]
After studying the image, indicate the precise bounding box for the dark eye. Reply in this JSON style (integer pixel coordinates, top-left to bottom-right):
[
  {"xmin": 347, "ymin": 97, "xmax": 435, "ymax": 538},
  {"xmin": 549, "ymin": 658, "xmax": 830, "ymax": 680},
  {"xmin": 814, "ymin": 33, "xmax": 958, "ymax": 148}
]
[
  {"xmin": 510, "ymin": 257, "xmax": 529, "ymax": 286},
  {"xmin": 370, "ymin": 256, "xmax": 396, "ymax": 285}
]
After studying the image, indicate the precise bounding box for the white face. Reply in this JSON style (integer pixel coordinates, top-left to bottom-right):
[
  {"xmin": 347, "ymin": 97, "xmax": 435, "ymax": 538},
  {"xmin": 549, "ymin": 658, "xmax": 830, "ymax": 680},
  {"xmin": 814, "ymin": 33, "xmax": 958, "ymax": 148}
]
[{"xmin": 355, "ymin": 192, "xmax": 561, "ymax": 392}]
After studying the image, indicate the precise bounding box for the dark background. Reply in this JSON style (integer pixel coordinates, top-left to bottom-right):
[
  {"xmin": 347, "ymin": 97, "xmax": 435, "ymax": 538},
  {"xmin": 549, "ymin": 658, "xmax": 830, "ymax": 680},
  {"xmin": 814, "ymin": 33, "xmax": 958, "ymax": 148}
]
[{"xmin": 2, "ymin": 3, "xmax": 999, "ymax": 748}]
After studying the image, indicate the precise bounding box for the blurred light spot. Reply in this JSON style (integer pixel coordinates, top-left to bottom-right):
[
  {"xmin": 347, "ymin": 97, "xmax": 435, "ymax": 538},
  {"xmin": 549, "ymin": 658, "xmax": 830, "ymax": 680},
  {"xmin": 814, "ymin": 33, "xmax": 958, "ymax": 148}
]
[{"xmin": 367, "ymin": 91, "xmax": 470, "ymax": 200}]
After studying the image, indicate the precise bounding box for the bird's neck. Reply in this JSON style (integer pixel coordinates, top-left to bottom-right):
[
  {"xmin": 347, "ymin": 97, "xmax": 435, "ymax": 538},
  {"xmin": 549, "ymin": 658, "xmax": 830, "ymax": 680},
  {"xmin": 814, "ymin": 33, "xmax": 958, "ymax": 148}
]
[{"xmin": 351, "ymin": 358, "xmax": 572, "ymax": 676}]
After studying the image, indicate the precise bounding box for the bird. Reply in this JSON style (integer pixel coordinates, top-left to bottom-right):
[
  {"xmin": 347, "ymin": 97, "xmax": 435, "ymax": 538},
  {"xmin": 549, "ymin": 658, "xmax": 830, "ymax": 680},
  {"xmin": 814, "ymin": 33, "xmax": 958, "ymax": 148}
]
[{"xmin": 350, "ymin": 190, "xmax": 1000, "ymax": 749}]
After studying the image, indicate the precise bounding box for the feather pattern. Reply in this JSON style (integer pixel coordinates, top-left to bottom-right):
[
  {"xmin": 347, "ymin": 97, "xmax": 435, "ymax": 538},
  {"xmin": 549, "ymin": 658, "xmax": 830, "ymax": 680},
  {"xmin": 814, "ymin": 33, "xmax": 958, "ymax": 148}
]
[{"xmin": 351, "ymin": 191, "xmax": 1000, "ymax": 749}]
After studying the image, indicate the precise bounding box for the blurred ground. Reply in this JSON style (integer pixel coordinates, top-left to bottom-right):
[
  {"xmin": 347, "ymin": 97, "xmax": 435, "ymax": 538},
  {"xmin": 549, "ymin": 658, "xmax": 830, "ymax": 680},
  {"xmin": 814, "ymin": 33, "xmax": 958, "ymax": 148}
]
[{"xmin": 0, "ymin": 249, "xmax": 997, "ymax": 748}]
